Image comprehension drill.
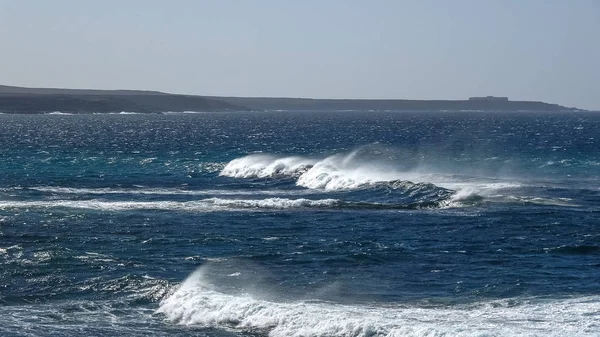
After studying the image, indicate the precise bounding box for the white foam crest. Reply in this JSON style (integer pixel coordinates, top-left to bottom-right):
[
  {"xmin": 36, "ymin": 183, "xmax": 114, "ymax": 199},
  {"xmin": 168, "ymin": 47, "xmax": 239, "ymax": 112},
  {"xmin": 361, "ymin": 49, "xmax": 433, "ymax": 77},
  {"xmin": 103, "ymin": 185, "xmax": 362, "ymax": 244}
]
[
  {"xmin": 296, "ymin": 153, "xmax": 407, "ymax": 190},
  {"xmin": 437, "ymin": 188, "xmax": 483, "ymax": 209},
  {"xmin": 158, "ymin": 269, "xmax": 600, "ymax": 337},
  {"xmin": 162, "ymin": 111, "xmax": 210, "ymax": 114},
  {"xmin": 221, "ymin": 152, "xmax": 416, "ymax": 190},
  {"xmin": 0, "ymin": 197, "xmax": 338, "ymax": 212},
  {"xmin": 221, "ymin": 152, "xmax": 526, "ymax": 194},
  {"xmin": 220, "ymin": 154, "xmax": 317, "ymax": 179},
  {"xmin": 46, "ymin": 111, "xmax": 73, "ymax": 115},
  {"xmin": 205, "ymin": 197, "xmax": 338, "ymax": 209}
]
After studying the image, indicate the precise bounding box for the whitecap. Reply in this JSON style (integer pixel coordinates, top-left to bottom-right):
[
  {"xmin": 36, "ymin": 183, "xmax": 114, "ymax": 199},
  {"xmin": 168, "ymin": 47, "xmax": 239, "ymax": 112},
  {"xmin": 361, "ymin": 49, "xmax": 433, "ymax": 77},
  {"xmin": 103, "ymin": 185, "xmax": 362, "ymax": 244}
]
[
  {"xmin": 157, "ymin": 267, "xmax": 600, "ymax": 337},
  {"xmin": 47, "ymin": 111, "xmax": 74, "ymax": 115},
  {"xmin": 0, "ymin": 197, "xmax": 340, "ymax": 212},
  {"xmin": 220, "ymin": 154, "xmax": 317, "ymax": 179}
]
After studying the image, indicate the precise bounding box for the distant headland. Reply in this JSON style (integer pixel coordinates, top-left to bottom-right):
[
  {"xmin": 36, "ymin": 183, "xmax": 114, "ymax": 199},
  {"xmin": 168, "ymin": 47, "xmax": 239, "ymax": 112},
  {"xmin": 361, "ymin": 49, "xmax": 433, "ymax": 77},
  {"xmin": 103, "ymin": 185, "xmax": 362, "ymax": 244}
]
[{"xmin": 0, "ymin": 85, "xmax": 581, "ymax": 114}]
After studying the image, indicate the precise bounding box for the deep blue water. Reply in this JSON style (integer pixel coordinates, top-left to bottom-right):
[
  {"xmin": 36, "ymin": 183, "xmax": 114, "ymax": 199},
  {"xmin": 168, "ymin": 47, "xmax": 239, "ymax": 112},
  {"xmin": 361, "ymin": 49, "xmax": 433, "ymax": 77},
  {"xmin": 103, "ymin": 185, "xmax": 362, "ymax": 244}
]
[{"xmin": 0, "ymin": 111, "xmax": 599, "ymax": 336}]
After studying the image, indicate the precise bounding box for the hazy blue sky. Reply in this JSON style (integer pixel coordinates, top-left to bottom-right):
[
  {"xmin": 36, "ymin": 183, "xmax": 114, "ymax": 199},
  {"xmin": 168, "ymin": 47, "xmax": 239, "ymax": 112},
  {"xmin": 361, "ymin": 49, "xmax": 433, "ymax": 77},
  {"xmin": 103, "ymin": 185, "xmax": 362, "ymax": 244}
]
[{"xmin": 1, "ymin": 0, "xmax": 599, "ymax": 109}]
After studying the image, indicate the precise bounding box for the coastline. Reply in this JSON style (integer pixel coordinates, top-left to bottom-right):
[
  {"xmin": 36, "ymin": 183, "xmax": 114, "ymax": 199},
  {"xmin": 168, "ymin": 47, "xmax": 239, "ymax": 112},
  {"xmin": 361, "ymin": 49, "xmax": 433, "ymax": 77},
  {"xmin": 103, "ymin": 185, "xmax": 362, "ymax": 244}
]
[{"xmin": 0, "ymin": 84, "xmax": 581, "ymax": 114}]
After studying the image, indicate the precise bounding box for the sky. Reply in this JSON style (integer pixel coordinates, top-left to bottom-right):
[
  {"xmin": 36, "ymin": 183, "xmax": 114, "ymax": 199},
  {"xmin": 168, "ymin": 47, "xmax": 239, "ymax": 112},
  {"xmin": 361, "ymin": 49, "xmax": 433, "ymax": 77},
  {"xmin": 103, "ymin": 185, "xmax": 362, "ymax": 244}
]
[{"xmin": 0, "ymin": 0, "xmax": 599, "ymax": 110}]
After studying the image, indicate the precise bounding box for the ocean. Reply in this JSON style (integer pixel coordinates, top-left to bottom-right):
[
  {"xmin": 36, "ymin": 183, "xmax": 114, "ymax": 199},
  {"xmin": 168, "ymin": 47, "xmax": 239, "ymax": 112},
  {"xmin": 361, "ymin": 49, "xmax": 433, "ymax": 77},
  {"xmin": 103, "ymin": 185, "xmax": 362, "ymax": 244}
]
[{"xmin": 0, "ymin": 111, "xmax": 598, "ymax": 336}]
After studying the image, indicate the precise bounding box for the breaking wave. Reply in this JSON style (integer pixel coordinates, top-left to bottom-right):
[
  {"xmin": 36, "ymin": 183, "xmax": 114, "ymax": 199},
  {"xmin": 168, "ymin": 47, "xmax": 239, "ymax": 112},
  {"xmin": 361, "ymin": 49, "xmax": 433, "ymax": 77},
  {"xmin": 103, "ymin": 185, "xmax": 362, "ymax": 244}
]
[
  {"xmin": 220, "ymin": 151, "xmax": 423, "ymax": 190},
  {"xmin": 221, "ymin": 154, "xmax": 317, "ymax": 179},
  {"xmin": 219, "ymin": 149, "xmax": 512, "ymax": 192},
  {"xmin": 157, "ymin": 267, "xmax": 600, "ymax": 337},
  {"xmin": 110, "ymin": 111, "xmax": 142, "ymax": 115},
  {"xmin": 219, "ymin": 149, "xmax": 581, "ymax": 210},
  {"xmin": 218, "ymin": 151, "xmax": 500, "ymax": 208}
]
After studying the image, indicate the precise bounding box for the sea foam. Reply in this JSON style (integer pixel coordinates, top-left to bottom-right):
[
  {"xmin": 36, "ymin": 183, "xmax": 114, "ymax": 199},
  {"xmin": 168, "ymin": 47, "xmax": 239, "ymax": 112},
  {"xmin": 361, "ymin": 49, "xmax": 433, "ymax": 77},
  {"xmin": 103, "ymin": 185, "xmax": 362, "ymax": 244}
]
[
  {"xmin": 46, "ymin": 111, "xmax": 74, "ymax": 115},
  {"xmin": 220, "ymin": 154, "xmax": 317, "ymax": 179},
  {"xmin": 157, "ymin": 267, "xmax": 600, "ymax": 337},
  {"xmin": 220, "ymin": 151, "xmax": 417, "ymax": 190},
  {"xmin": 0, "ymin": 198, "xmax": 339, "ymax": 212},
  {"xmin": 219, "ymin": 151, "xmax": 528, "ymax": 208}
]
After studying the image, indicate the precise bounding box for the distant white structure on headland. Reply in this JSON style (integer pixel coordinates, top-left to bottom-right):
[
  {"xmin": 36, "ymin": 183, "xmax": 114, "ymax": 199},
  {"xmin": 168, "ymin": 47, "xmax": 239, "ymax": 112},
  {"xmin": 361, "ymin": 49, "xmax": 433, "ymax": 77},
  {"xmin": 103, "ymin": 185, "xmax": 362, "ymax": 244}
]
[{"xmin": 469, "ymin": 96, "xmax": 509, "ymax": 101}]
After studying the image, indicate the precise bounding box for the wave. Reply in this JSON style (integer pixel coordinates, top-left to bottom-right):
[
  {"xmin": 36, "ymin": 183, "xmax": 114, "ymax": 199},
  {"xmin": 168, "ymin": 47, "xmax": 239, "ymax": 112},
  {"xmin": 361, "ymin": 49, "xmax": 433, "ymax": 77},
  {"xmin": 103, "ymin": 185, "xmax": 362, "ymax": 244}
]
[
  {"xmin": 338, "ymin": 180, "xmax": 460, "ymax": 208},
  {"xmin": 109, "ymin": 111, "xmax": 143, "ymax": 115},
  {"xmin": 0, "ymin": 198, "xmax": 340, "ymax": 212},
  {"xmin": 46, "ymin": 111, "xmax": 74, "ymax": 115},
  {"xmin": 2, "ymin": 189, "xmax": 578, "ymax": 213},
  {"xmin": 0, "ymin": 197, "xmax": 462, "ymax": 212},
  {"xmin": 162, "ymin": 111, "xmax": 210, "ymax": 114},
  {"xmin": 544, "ymin": 245, "xmax": 600, "ymax": 255},
  {"xmin": 438, "ymin": 188, "xmax": 486, "ymax": 209},
  {"xmin": 218, "ymin": 151, "xmax": 495, "ymax": 208},
  {"xmin": 5, "ymin": 180, "xmax": 475, "ymax": 211},
  {"xmin": 219, "ymin": 150, "xmax": 521, "ymax": 193},
  {"xmin": 157, "ymin": 267, "xmax": 600, "ymax": 337},
  {"xmin": 220, "ymin": 151, "xmax": 423, "ymax": 190},
  {"xmin": 296, "ymin": 153, "xmax": 404, "ymax": 190},
  {"xmin": 219, "ymin": 150, "xmax": 597, "ymax": 210},
  {"xmin": 221, "ymin": 154, "xmax": 317, "ymax": 179}
]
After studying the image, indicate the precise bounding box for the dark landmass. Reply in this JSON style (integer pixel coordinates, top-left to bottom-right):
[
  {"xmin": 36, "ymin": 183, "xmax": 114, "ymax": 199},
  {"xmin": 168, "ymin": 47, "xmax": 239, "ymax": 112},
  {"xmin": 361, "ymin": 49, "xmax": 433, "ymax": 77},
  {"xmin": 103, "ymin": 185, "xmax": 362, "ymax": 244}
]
[
  {"xmin": 0, "ymin": 85, "xmax": 246, "ymax": 113},
  {"xmin": 208, "ymin": 96, "xmax": 580, "ymax": 112},
  {"xmin": 0, "ymin": 84, "xmax": 168, "ymax": 96},
  {"xmin": 0, "ymin": 84, "xmax": 581, "ymax": 113}
]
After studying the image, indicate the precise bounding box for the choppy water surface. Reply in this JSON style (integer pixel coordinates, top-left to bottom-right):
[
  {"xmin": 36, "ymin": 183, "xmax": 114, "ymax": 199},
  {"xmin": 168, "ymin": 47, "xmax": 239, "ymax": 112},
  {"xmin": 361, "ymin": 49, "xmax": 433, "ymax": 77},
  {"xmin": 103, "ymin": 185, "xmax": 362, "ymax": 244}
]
[{"xmin": 0, "ymin": 111, "xmax": 599, "ymax": 336}]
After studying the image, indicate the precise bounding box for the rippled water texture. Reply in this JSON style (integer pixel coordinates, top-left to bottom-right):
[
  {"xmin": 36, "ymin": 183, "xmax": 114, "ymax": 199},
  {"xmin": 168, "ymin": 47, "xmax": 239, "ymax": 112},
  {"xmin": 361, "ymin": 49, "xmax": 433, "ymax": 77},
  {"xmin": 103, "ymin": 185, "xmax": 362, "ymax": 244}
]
[{"xmin": 0, "ymin": 111, "xmax": 599, "ymax": 336}]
